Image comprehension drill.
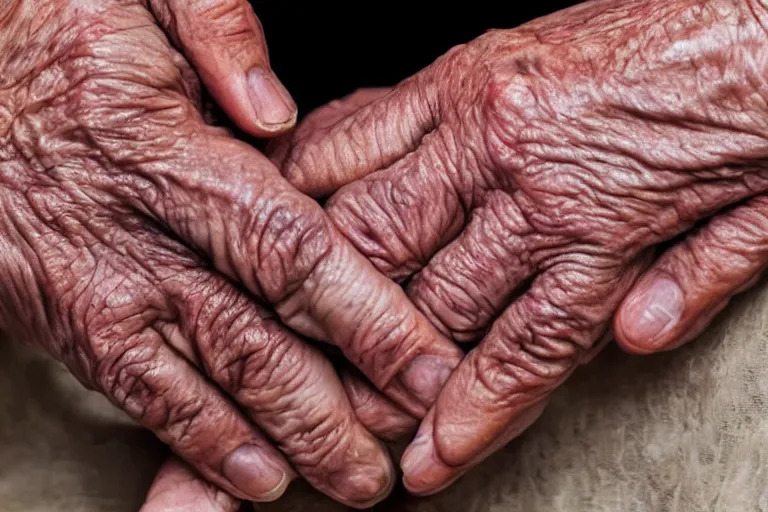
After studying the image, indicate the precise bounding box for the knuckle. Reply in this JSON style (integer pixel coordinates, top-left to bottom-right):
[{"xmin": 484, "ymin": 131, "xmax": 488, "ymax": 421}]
[
  {"xmin": 278, "ymin": 126, "xmax": 346, "ymax": 197},
  {"xmin": 175, "ymin": 0, "xmax": 266, "ymax": 67},
  {"xmin": 204, "ymin": 319, "xmax": 269, "ymax": 395},
  {"xmin": 670, "ymin": 212, "xmax": 768, "ymax": 288},
  {"xmin": 477, "ymin": 284, "xmax": 604, "ymax": 402},
  {"xmin": 410, "ymin": 195, "xmax": 535, "ymax": 341},
  {"xmin": 278, "ymin": 410, "xmax": 394, "ymax": 505},
  {"xmin": 215, "ymin": 321, "xmax": 300, "ymax": 401},
  {"xmin": 682, "ymin": 235, "xmax": 745, "ymax": 281},
  {"xmin": 347, "ymin": 308, "xmax": 422, "ymax": 388},
  {"xmin": 710, "ymin": 204, "xmax": 768, "ymax": 257},
  {"xmin": 280, "ymin": 152, "xmax": 312, "ymax": 193},
  {"xmin": 93, "ymin": 333, "xmax": 170, "ymax": 425},
  {"xmin": 92, "ymin": 329, "xmax": 211, "ymax": 450},
  {"xmin": 185, "ymin": 276, "xmax": 320, "ymax": 412},
  {"xmin": 477, "ymin": 333, "xmax": 570, "ymax": 405},
  {"xmin": 162, "ymin": 396, "xmax": 208, "ymax": 447},
  {"xmin": 281, "ymin": 412, "xmax": 353, "ymax": 471},
  {"xmin": 326, "ymin": 182, "xmax": 425, "ymax": 280},
  {"xmin": 244, "ymin": 192, "xmax": 334, "ymax": 301},
  {"xmin": 71, "ymin": 273, "xmax": 160, "ymax": 375},
  {"xmin": 185, "ymin": 280, "xmax": 287, "ymax": 395},
  {"xmin": 64, "ymin": 39, "xmax": 191, "ymax": 159},
  {"xmin": 411, "ymin": 269, "xmax": 491, "ymax": 342}
]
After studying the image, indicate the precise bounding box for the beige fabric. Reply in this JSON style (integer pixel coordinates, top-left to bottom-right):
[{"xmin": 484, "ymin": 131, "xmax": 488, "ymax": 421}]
[{"xmin": 2, "ymin": 281, "xmax": 768, "ymax": 512}]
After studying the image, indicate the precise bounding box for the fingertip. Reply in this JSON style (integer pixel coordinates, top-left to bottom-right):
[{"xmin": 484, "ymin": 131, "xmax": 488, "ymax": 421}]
[
  {"xmin": 156, "ymin": 0, "xmax": 297, "ymax": 137},
  {"xmin": 245, "ymin": 67, "xmax": 297, "ymax": 134},
  {"xmin": 342, "ymin": 371, "xmax": 419, "ymax": 441},
  {"xmin": 141, "ymin": 458, "xmax": 240, "ymax": 512},
  {"xmin": 614, "ymin": 307, "xmax": 656, "ymax": 355},
  {"xmin": 213, "ymin": 68, "xmax": 296, "ymax": 138},
  {"xmin": 400, "ymin": 396, "xmax": 551, "ymax": 496},
  {"xmin": 400, "ymin": 419, "xmax": 457, "ymax": 496},
  {"xmin": 327, "ymin": 435, "xmax": 397, "ymax": 508},
  {"xmin": 341, "ymin": 467, "xmax": 396, "ymax": 509},
  {"xmin": 221, "ymin": 444, "xmax": 295, "ymax": 502},
  {"xmin": 614, "ymin": 275, "xmax": 685, "ymax": 354}
]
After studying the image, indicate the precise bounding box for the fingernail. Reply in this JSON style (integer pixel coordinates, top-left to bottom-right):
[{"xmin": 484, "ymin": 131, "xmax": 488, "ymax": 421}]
[
  {"xmin": 400, "ymin": 429, "xmax": 434, "ymax": 479},
  {"xmin": 246, "ymin": 67, "xmax": 297, "ymax": 127},
  {"xmin": 624, "ymin": 277, "xmax": 684, "ymax": 347},
  {"xmin": 401, "ymin": 422, "xmax": 460, "ymax": 495},
  {"xmin": 222, "ymin": 445, "xmax": 290, "ymax": 502},
  {"xmin": 398, "ymin": 355, "xmax": 457, "ymax": 407}
]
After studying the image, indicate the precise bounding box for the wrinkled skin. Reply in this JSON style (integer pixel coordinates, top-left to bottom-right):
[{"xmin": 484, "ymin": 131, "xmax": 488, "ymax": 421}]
[
  {"xmin": 274, "ymin": 0, "xmax": 768, "ymax": 494},
  {"xmin": 0, "ymin": 0, "xmax": 465, "ymax": 508}
]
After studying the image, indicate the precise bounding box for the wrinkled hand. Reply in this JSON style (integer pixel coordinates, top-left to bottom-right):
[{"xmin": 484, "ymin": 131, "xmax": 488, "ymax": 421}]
[
  {"xmin": 275, "ymin": 0, "xmax": 768, "ymax": 494},
  {"xmin": 615, "ymin": 195, "xmax": 768, "ymax": 353},
  {"xmin": 0, "ymin": 0, "xmax": 462, "ymax": 507}
]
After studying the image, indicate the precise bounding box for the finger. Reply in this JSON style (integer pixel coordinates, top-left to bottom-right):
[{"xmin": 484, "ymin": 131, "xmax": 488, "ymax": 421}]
[
  {"xmin": 615, "ymin": 196, "xmax": 768, "ymax": 354},
  {"xmin": 0, "ymin": 188, "xmax": 294, "ymax": 503},
  {"xmin": 97, "ymin": 325, "xmax": 294, "ymax": 502},
  {"xmin": 80, "ymin": 68, "xmax": 463, "ymax": 417},
  {"xmin": 150, "ymin": 0, "xmax": 297, "ymax": 136},
  {"xmin": 182, "ymin": 142, "xmax": 462, "ymax": 418},
  {"xmin": 160, "ymin": 268, "xmax": 396, "ymax": 508},
  {"xmin": 400, "ymin": 258, "xmax": 647, "ymax": 494},
  {"xmin": 400, "ymin": 401, "xmax": 549, "ymax": 495},
  {"xmin": 407, "ymin": 190, "xmax": 536, "ymax": 342},
  {"xmin": 341, "ymin": 369, "xmax": 419, "ymax": 441},
  {"xmin": 325, "ymin": 126, "xmax": 485, "ymax": 281},
  {"xmin": 267, "ymin": 88, "xmax": 392, "ymax": 166},
  {"xmin": 277, "ymin": 75, "xmax": 438, "ymax": 197},
  {"xmin": 140, "ymin": 457, "xmax": 240, "ymax": 512}
]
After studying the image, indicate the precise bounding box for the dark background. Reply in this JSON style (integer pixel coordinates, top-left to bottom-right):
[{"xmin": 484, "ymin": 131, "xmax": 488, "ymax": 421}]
[{"xmin": 250, "ymin": 1, "xmax": 580, "ymax": 115}]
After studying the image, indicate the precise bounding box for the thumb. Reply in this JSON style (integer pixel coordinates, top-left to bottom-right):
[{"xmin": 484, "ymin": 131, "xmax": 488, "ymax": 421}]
[
  {"xmin": 140, "ymin": 457, "xmax": 241, "ymax": 512},
  {"xmin": 150, "ymin": 0, "xmax": 297, "ymax": 136}
]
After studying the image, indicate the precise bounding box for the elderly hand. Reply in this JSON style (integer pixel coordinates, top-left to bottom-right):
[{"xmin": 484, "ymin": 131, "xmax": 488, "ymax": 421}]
[
  {"xmin": 614, "ymin": 196, "xmax": 768, "ymax": 352},
  {"xmin": 0, "ymin": 0, "xmax": 463, "ymax": 507},
  {"xmin": 274, "ymin": 0, "xmax": 768, "ymax": 494}
]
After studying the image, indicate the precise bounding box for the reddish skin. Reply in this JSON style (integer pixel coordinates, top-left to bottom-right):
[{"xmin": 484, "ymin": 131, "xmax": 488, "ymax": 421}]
[
  {"xmin": 276, "ymin": 0, "xmax": 768, "ymax": 494},
  {"xmin": 615, "ymin": 195, "xmax": 768, "ymax": 354},
  {"xmin": 0, "ymin": 0, "xmax": 461, "ymax": 507},
  {"xmin": 141, "ymin": 369, "xmax": 417, "ymax": 511},
  {"xmin": 140, "ymin": 458, "xmax": 240, "ymax": 512}
]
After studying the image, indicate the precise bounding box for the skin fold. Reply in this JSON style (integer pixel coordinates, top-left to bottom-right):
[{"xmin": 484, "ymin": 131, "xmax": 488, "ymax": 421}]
[
  {"xmin": 0, "ymin": 0, "xmax": 465, "ymax": 508},
  {"xmin": 274, "ymin": 0, "xmax": 768, "ymax": 495}
]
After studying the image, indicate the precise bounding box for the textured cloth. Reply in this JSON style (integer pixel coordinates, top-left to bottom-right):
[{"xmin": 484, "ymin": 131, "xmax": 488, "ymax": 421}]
[{"xmin": 2, "ymin": 281, "xmax": 768, "ymax": 512}]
